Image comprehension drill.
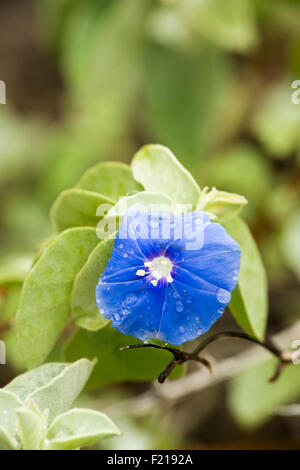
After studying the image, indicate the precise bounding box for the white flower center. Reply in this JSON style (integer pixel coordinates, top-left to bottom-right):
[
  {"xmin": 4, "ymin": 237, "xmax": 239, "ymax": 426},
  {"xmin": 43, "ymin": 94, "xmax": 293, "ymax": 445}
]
[{"xmin": 136, "ymin": 256, "xmax": 174, "ymax": 286}]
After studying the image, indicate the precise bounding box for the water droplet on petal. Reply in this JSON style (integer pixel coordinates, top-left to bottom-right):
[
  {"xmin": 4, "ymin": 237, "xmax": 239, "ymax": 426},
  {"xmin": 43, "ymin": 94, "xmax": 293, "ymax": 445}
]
[
  {"xmin": 217, "ymin": 288, "xmax": 231, "ymax": 304},
  {"xmin": 176, "ymin": 300, "xmax": 184, "ymax": 312},
  {"xmin": 179, "ymin": 326, "xmax": 185, "ymax": 333},
  {"xmin": 125, "ymin": 293, "xmax": 137, "ymax": 305},
  {"xmin": 123, "ymin": 252, "xmax": 128, "ymax": 258},
  {"xmin": 197, "ymin": 329, "xmax": 202, "ymax": 335},
  {"xmin": 119, "ymin": 243, "xmax": 124, "ymax": 249},
  {"xmin": 115, "ymin": 313, "xmax": 120, "ymax": 321},
  {"xmin": 186, "ymin": 296, "xmax": 192, "ymax": 304},
  {"xmin": 195, "ymin": 316, "xmax": 199, "ymax": 321}
]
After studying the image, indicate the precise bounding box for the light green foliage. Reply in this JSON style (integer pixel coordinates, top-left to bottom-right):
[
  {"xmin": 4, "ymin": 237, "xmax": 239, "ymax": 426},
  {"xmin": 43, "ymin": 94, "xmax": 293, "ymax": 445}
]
[
  {"xmin": 71, "ymin": 238, "xmax": 115, "ymax": 331},
  {"xmin": 25, "ymin": 359, "xmax": 94, "ymax": 423},
  {"xmin": 0, "ymin": 359, "xmax": 120, "ymax": 450},
  {"xmin": 46, "ymin": 409, "xmax": 121, "ymax": 450},
  {"xmin": 198, "ymin": 188, "xmax": 248, "ymax": 222},
  {"xmin": 0, "ymin": 425, "xmax": 19, "ymax": 450},
  {"xmin": 16, "ymin": 228, "xmax": 99, "ymax": 368},
  {"xmin": 51, "ymin": 188, "xmax": 114, "ymax": 231},
  {"xmin": 108, "ymin": 191, "xmax": 174, "ymax": 217},
  {"xmin": 76, "ymin": 162, "xmax": 143, "ymax": 202},
  {"xmin": 65, "ymin": 326, "xmax": 183, "ymax": 388},
  {"xmin": 132, "ymin": 145, "xmax": 201, "ymax": 206},
  {"xmin": 228, "ymin": 359, "xmax": 300, "ymax": 429},
  {"xmin": 181, "ymin": 0, "xmax": 258, "ymax": 53},
  {"xmin": 223, "ymin": 217, "xmax": 268, "ymax": 341},
  {"xmin": 0, "ymin": 390, "xmax": 23, "ymax": 444},
  {"xmin": 16, "ymin": 407, "xmax": 46, "ymax": 450},
  {"xmin": 5, "ymin": 362, "xmax": 68, "ymax": 402}
]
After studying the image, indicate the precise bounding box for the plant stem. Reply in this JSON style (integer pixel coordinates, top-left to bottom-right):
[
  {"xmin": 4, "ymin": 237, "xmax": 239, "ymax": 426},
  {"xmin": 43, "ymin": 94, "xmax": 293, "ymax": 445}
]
[{"xmin": 121, "ymin": 331, "xmax": 293, "ymax": 384}]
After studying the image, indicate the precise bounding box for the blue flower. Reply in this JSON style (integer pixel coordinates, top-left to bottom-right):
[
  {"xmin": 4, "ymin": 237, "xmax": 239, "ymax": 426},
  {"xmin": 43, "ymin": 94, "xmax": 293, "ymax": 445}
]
[{"xmin": 96, "ymin": 210, "xmax": 241, "ymax": 345}]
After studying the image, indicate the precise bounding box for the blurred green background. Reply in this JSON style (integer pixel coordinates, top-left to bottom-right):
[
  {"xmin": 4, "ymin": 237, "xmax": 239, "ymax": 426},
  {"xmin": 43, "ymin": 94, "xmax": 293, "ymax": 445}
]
[{"xmin": 1, "ymin": 0, "xmax": 300, "ymax": 449}]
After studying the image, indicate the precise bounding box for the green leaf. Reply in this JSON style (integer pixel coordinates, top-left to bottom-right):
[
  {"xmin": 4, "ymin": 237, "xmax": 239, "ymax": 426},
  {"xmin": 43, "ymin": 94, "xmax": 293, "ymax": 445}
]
[
  {"xmin": 0, "ymin": 390, "xmax": 23, "ymax": 442},
  {"xmin": 5, "ymin": 363, "xmax": 69, "ymax": 402},
  {"xmin": 46, "ymin": 408, "xmax": 121, "ymax": 450},
  {"xmin": 16, "ymin": 407, "xmax": 45, "ymax": 450},
  {"xmin": 0, "ymin": 425, "xmax": 19, "ymax": 450},
  {"xmin": 198, "ymin": 188, "xmax": 248, "ymax": 222},
  {"xmin": 25, "ymin": 359, "xmax": 94, "ymax": 423},
  {"xmin": 131, "ymin": 145, "xmax": 200, "ymax": 206},
  {"xmin": 65, "ymin": 326, "xmax": 184, "ymax": 388},
  {"xmin": 223, "ymin": 217, "xmax": 268, "ymax": 341},
  {"xmin": 228, "ymin": 359, "xmax": 300, "ymax": 429},
  {"xmin": 16, "ymin": 227, "xmax": 99, "ymax": 368},
  {"xmin": 71, "ymin": 238, "xmax": 115, "ymax": 331},
  {"xmin": 181, "ymin": 0, "xmax": 258, "ymax": 53},
  {"xmin": 5, "ymin": 359, "xmax": 93, "ymax": 424},
  {"xmin": 51, "ymin": 188, "xmax": 114, "ymax": 232},
  {"xmin": 76, "ymin": 162, "xmax": 143, "ymax": 202},
  {"xmin": 108, "ymin": 191, "xmax": 173, "ymax": 217}
]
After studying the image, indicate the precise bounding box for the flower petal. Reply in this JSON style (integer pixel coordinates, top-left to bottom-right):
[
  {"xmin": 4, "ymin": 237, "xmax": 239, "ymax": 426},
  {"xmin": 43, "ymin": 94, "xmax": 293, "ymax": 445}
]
[
  {"xmin": 96, "ymin": 278, "xmax": 167, "ymax": 341},
  {"xmin": 157, "ymin": 279, "xmax": 225, "ymax": 344},
  {"xmin": 179, "ymin": 221, "xmax": 240, "ymax": 291}
]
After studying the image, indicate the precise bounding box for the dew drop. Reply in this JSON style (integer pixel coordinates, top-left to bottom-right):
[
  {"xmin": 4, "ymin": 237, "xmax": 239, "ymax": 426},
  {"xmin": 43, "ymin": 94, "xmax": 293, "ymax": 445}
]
[
  {"xmin": 195, "ymin": 316, "xmax": 199, "ymax": 321},
  {"xmin": 119, "ymin": 243, "xmax": 124, "ymax": 249},
  {"xmin": 176, "ymin": 300, "xmax": 184, "ymax": 312},
  {"xmin": 179, "ymin": 326, "xmax": 185, "ymax": 333},
  {"xmin": 123, "ymin": 252, "xmax": 128, "ymax": 258},
  {"xmin": 115, "ymin": 313, "xmax": 120, "ymax": 321},
  {"xmin": 217, "ymin": 288, "xmax": 231, "ymax": 304},
  {"xmin": 186, "ymin": 296, "xmax": 192, "ymax": 304},
  {"xmin": 197, "ymin": 329, "xmax": 202, "ymax": 335},
  {"xmin": 125, "ymin": 293, "xmax": 137, "ymax": 305},
  {"xmin": 218, "ymin": 308, "xmax": 224, "ymax": 314}
]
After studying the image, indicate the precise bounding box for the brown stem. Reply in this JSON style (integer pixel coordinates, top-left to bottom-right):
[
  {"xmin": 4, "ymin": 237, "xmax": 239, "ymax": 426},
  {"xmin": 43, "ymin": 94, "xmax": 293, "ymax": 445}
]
[{"xmin": 121, "ymin": 331, "xmax": 292, "ymax": 384}]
